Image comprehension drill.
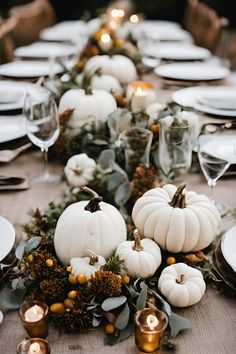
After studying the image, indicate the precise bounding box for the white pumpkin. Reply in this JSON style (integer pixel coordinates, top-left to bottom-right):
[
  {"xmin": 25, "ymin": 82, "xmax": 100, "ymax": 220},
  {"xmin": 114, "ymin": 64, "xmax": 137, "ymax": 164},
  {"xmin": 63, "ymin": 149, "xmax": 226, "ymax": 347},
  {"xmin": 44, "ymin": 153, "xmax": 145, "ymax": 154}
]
[
  {"xmin": 64, "ymin": 153, "xmax": 96, "ymax": 187},
  {"xmin": 54, "ymin": 187, "xmax": 127, "ymax": 265},
  {"xmin": 70, "ymin": 252, "xmax": 106, "ymax": 278},
  {"xmin": 84, "ymin": 55, "xmax": 137, "ymax": 85},
  {"xmin": 115, "ymin": 229, "xmax": 162, "ymax": 278},
  {"xmin": 132, "ymin": 184, "xmax": 221, "ymax": 253},
  {"xmin": 58, "ymin": 88, "xmax": 117, "ymax": 128},
  {"xmin": 158, "ymin": 263, "xmax": 206, "ymax": 307},
  {"xmin": 76, "ymin": 73, "xmax": 123, "ymax": 93}
]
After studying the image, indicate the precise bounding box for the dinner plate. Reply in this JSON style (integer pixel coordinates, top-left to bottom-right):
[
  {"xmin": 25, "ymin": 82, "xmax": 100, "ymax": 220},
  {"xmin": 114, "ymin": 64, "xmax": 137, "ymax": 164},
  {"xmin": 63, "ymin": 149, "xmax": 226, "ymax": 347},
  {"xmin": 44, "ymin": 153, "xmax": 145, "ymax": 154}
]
[
  {"xmin": 221, "ymin": 225, "xmax": 236, "ymax": 272},
  {"xmin": 0, "ymin": 81, "xmax": 35, "ymax": 111},
  {"xmin": 0, "ymin": 115, "xmax": 26, "ymax": 143},
  {"xmin": 0, "ymin": 216, "xmax": 15, "ymax": 262},
  {"xmin": 172, "ymin": 86, "xmax": 236, "ymax": 117},
  {"xmin": 40, "ymin": 20, "xmax": 87, "ymax": 42},
  {"xmin": 155, "ymin": 63, "xmax": 229, "ymax": 81},
  {"xmin": 142, "ymin": 43, "xmax": 211, "ymax": 61},
  {"xmin": 133, "ymin": 23, "xmax": 191, "ymax": 42},
  {"xmin": 14, "ymin": 42, "xmax": 78, "ymax": 59},
  {"xmin": 0, "ymin": 61, "xmax": 63, "ymax": 78},
  {"xmin": 201, "ymin": 136, "xmax": 236, "ymax": 164}
]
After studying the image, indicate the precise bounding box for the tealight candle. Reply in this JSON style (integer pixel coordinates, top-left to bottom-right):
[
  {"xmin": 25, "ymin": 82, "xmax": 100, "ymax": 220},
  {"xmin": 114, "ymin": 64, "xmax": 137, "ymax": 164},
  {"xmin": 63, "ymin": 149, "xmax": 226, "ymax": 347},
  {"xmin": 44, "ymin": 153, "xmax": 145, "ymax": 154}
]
[
  {"xmin": 19, "ymin": 301, "xmax": 49, "ymax": 338},
  {"xmin": 98, "ymin": 33, "xmax": 113, "ymax": 51},
  {"xmin": 17, "ymin": 338, "xmax": 51, "ymax": 354},
  {"xmin": 126, "ymin": 81, "xmax": 157, "ymax": 112},
  {"xmin": 108, "ymin": 8, "xmax": 125, "ymax": 31},
  {"xmin": 134, "ymin": 308, "xmax": 168, "ymax": 353}
]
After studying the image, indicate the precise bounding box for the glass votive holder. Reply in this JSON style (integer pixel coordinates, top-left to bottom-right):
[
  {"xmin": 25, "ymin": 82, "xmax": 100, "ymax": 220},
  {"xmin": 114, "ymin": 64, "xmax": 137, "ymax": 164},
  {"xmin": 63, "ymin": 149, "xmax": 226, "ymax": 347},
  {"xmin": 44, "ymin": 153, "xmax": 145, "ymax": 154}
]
[
  {"xmin": 19, "ymin": 300, "xmax": 49, "ymax": 339},
  {"xmin": 17, "ymin": 338, "xmax": 51, "ymax": 354},
  {"xmin": 134, "ymin": 308, "xmax": 168, "ymax": 353}
]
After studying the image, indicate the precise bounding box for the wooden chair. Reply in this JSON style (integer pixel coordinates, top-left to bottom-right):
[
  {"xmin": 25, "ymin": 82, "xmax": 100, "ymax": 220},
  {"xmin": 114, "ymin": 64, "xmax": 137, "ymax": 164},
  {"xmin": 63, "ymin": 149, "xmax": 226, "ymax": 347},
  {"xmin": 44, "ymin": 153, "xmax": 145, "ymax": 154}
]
[
  {"xmin": 9, "ymin": 0, "xmax": 56, "ymax": 46},
  {"xmin": 0, "ymin": 16, "xmax": 18, "ymax": 63}
]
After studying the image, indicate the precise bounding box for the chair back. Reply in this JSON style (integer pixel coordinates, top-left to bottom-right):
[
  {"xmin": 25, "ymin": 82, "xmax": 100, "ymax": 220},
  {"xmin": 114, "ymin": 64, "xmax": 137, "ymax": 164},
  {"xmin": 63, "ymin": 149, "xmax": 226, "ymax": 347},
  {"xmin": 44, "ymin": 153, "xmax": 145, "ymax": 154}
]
[{"xmin": 0, "ymin": 16, "xmax": 17, "ymax": 63}]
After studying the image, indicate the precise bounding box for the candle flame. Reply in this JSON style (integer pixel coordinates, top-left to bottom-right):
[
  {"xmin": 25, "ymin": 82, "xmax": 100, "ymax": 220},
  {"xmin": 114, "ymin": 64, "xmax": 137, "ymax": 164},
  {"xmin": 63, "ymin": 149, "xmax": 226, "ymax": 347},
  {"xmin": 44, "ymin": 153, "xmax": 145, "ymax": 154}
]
[
  {"xmin": 111, "ymin": 8, "xmax": 125, "ymax": 18},
  {"xmin": 29, "ymin": 342, "xmax": 40, "ymax": 353},
  {"xmin": 146, "ymin": 314, "xmax": 159, "ymax": 330},
  {"xmin": 101, "ymin": 33, "xmax": 111, "ymax": 43},
  {"xmin": 25, "ymin": 304, "xmax": 44, "ymax": 322},
  {"xmin": 130, "ymin": 14, "xmax": 139, "ymax": 24},
  {"xmin": 136, "ymin": 87, "xmax": 143, "ymax": 95}
]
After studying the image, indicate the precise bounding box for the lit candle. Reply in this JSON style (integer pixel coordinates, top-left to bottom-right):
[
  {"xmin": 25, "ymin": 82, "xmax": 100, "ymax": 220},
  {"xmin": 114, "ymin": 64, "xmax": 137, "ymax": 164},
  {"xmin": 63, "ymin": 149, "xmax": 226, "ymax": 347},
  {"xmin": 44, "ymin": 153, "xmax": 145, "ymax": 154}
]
[
  {"xmin": 130, "ymin": 14, "xmax": 139, "ymax": 24},
  {"xmin": 19, "ymin": 301, "xmax": 49, "ymax": 338},
  {"xmin": 126, "ymin": 81, "xmax": 157, "ymax": 112},
  {"xmin": 25, "ymin": 305, "xmax": 44, "ymax": 323},
  {"xmin": 98, "ymin": 33, "xmax": 113, "ymax": 51},
  {"xmin": 17, "ymin": 338, "xmax": 51, "ymax": 354},
  {"xmin": 134, "ymin": 308, "xmax": 168, "ymax": 353}
]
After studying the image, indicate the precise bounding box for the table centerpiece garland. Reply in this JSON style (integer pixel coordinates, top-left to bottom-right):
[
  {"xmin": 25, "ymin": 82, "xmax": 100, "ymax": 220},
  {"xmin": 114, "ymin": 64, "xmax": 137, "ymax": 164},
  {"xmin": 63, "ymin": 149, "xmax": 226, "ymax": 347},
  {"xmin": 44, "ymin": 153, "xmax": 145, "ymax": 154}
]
[{"xmin": 0, "ymin": 14, "xmax": 235, "ymax": 351}]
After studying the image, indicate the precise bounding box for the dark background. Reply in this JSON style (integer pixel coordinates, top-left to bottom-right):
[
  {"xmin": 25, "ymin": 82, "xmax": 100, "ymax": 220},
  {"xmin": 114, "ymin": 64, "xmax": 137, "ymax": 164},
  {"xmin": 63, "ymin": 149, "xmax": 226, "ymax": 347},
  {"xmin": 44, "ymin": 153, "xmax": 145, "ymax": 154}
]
[{"xmin": 0, "ymin": 1, "xmax": 236, "ymax": 28}]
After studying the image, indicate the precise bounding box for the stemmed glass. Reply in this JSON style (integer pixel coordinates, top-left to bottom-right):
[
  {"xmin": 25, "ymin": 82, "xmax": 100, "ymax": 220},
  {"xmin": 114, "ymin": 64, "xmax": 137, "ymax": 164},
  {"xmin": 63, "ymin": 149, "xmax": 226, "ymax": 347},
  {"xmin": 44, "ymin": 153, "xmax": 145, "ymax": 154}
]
[
  {"xmin": 197, "ymin": 134, "xmax": 230, "ymax": 215},
  {"xmin": 23, "ymin": 88, "xmax": 61, "ymax": 186}
]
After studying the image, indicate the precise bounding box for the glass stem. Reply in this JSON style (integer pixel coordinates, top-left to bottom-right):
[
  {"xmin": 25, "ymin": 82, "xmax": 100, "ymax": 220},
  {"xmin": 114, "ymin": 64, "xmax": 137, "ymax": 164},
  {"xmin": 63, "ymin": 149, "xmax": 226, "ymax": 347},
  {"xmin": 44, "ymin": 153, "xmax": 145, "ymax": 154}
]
[
  {"xmin": 208, "ymin": 179, "xmax": 216, "ymax": 201},
  {"xmin": 42, "ymin": 148, "xmax": 49, "ymax": 177}
]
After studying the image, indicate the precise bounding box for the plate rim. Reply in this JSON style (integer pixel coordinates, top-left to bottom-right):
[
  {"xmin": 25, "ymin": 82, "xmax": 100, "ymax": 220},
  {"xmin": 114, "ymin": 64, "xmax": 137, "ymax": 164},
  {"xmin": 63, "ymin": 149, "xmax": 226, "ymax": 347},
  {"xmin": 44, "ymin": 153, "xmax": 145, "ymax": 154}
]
[
  {"xmin": 0, "ymin": 216, "xmax": 15, "ymax": 262},
  {"xmin": 221, "ymin": 225, "xmax": 236, "ymax": 272},
  {"xmin": 0, "ymin": 115, "xmax": 26, "ymax": 143},
  {"xmin": 0, "ymin": 61, "xmax": 63, "ymax": 78},
  {"xmin": 0, "ymin": 80, "xmax": 35, "ymax": 111}
]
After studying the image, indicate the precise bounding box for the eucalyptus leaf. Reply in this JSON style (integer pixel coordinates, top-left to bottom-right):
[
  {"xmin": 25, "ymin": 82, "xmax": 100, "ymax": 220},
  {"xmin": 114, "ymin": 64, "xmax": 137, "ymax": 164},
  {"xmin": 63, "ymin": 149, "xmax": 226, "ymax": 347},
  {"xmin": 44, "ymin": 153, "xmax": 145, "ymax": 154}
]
[
  {"xmin": 25, "ymin": 236, "xmax": 42, "ymax": 252},
  {"xmin": 104, "ymin": 322, "xmax": 134, "ymax": 346},
  {"xmin": 107, "ymin": 172, "xmax": 125, "ymax": 192},
  {"xmin": 115, "ymin": 302, "xmax": 130, "ymax": 330},
  {"xmin": 148, "ymin": 289, "xmax": 171, "ymax": 317},
  {"xmin": 101, "ymin": 295, "xmax": 127, "ymax": 312},
  {"xmin": 125, "ymin": 284, "xmax": 139, "ymax": 299},
  {"xmin": 136, "ymin": 282, "xmax": 148, "ymax": 309},
  {"xmin": 0, "ymin": 287, "xmax": 25, "ymax": 311},
  {"xmin": 98, "ymin": 149, "xmax": 115, "ymax": 169},
  {"xmin": 168, "ymin": 311, "xmax": 191, "ymax": 337},
  {"xmin": 15, "ymin": 241, "xmax": 26, "ymax": 260},
  {"xmin": 92, "ymin": 316, "xmax": 101, "ymax": 327},
  {"xmin": 114, "ymin": 181, "xmax": 132, "ymax": 206}
]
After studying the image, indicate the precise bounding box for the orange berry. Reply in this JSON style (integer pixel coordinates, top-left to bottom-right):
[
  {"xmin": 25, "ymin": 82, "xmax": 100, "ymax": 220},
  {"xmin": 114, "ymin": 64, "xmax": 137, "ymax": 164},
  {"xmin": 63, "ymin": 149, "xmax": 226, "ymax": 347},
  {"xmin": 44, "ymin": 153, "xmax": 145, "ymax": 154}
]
[
  {"xmin": 68, "ymin": 274, "xmax": 77, "ymax": 284},
  {"xmin": 184, "ymin": 254, "xmax": 198, "ymax": 263},
  {"xmin": 64, "ymin": 298, "xmax": 75, "ymax": 310},
  {"xmin": 68, "ymin": 290, "xmax": 77, "ymax": 299},
  {"xmin": 45, "ymin": 259, "xmax": 53, "ymax": 267},
  {"xmin": 121, "ymin": 275, "xmax": 130, "ymax": 284},
  {"xmin": 50, "ymin": 303, "xmax": 66, "ymax": 314},
  {"xmin": 27, "ymin": 254, "xmax": 34, "ymax": 263},
  {"xmin": 150, "ymin": 123, "xmax": 160, "ymax": 135},
  {"xmin": 104, "ymin": 323, "xmax": 115, "ymax": 334},
  {"xmin": 166, "ymin": 256, "xmax": 176, "ymax": 265},
  {"xmin": 77, "ymin": 274, "xmax": 87, "ymax": 284}
]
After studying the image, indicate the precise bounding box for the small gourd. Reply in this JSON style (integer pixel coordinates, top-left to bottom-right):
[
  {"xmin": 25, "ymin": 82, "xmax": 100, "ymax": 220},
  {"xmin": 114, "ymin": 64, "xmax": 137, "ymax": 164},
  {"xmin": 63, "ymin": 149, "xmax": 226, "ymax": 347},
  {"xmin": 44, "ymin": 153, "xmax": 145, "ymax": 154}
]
[
  {"xmin": 64, "ymin": 153, "xmax": 96, "ymax": 187},
  {"xmin": 70, "ymin": 252, "xmax": 106, "ymax": 278},
  {"xmin": 132, "ymin": 183, "xmax": 221, "ymax": 253},
  {"xmin": 158, "ymin": 262, "xmax": 206, "ymax": 307},
  {"xmin": 115, "ymin": 229, "xmax": 162, "ymax": 278}
]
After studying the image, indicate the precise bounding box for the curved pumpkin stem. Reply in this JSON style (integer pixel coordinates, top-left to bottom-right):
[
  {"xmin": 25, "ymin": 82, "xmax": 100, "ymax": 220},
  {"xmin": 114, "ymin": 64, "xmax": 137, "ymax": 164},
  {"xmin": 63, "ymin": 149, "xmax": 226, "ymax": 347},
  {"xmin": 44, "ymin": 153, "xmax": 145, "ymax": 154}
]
[
  {"xmin": 133, "ymin": 229, "xmax": 144, "ymax": 252},
  {"xmin": 169, "ymin": 183, "xmax": 186, "ymax": 209},
  {"xmin": 176, "ymin": 274, "xmax": 185, "ymax": 284},
  {"xmin": 81, "ymin": 186, "xmax": 103, "ymax": 213},
  {"xmin": 81, "ymin": 68, "xmax": 101, "ymax": 95},
  {"xmin": 89, "ymin": 252, "xmax": 99, "ymax": 265}
]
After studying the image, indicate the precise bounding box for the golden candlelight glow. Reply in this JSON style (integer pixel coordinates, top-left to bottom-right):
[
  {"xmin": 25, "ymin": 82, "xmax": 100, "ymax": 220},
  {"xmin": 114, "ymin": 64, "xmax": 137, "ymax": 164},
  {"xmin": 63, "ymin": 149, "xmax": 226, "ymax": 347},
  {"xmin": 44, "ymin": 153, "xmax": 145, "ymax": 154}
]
[
  {"xmin": 146, "ymin": 314, "xmax": 159, "ymax": 330},
  {"xmin": 29, "ymin": 342, "xmax": 41, "ymax": 353},
  {"xmin": 24, "ymin": 305, "xmax": 44, "ymax": 323},
  {"xmin": 136, "ymin": 86, "xmax": 145, "ymax": 95},
  {"xmin": 111, "ymin": 8, "xmax": 125, "ymax": 18},
  {"xmin": 130, "ymin": 14, "xmax": 139, "ymax": 24},
  {"xmin": 101, "ymin": 33, "xmax": 112, "ymax": 43}
]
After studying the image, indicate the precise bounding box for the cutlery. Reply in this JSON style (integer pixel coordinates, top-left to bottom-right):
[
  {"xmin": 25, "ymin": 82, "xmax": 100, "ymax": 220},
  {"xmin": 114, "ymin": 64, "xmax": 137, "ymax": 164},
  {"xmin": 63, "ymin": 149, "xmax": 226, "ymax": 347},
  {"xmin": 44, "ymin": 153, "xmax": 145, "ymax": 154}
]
[
  {"xmin": 0, "ymin": 142, "xmax": 32, "ymax": 163},
  {"xmin": 0, "ymin": 175, "xmax": 25, "ymax": 185},
  {"xmin": 0, "ymin": 178, "xmax": 29, "ymax": 191}
]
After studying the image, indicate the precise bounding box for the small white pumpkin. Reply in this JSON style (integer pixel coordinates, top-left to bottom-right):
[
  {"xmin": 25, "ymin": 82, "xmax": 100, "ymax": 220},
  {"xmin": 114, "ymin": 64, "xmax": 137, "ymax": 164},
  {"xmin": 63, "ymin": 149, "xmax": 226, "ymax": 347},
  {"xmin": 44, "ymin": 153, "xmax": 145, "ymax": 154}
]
[
  {"xmin": 76, "ymin": 73, "xmax": 123, "ymax": 93},
  {"xmin": 64, "ymin": 153, "xmax": 96, "ymax": 187},
  {"xmin": 158, "ymin": 262, "xmax": 206, "ymax": 307},
  {"xmin": 54, "ymin": 187, "xmax": 127, "ymax": 265},
  {"xmin": 132, "ymin": 184, "xmax": 221, "ymax": 253},
  {"xmin": 84, "ymin": 54, "xmax": 137, "ymax": 85},
  {"xmin": 115, "ymin": 229, "xmax": 162, "ymax": 278},
  {"xmin": 70, "ymin": 252, "xmax": 106, "ymax": 278},
  {"xmin": 58, "ymin": 88, "xmax": 117, "ymax": 129}
]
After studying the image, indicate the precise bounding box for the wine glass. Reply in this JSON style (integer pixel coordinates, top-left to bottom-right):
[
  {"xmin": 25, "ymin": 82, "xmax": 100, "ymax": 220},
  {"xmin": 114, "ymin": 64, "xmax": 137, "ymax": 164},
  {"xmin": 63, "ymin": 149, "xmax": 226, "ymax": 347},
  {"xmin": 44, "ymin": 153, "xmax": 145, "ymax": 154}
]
[
  {"xmin": 197, "ymin": 134, "xmax": 230, "ymax": 215},
  {"xmin": 23, "ymin": 88, "xmax": 61, "ymax": 186}
]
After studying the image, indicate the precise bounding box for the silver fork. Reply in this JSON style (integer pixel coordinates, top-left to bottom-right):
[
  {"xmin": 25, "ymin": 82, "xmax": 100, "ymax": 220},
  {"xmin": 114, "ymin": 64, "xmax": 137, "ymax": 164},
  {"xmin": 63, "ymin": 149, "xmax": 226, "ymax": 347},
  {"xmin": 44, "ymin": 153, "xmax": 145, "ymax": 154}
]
[{"xmin": 0, "ymin": 142, "xmax": 32, "ymax": 163}]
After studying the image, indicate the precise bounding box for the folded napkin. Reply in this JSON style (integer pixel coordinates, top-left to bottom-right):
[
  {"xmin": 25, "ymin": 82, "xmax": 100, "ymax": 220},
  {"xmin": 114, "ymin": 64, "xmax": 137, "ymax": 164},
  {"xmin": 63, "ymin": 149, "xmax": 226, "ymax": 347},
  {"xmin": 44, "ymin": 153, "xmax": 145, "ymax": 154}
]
[{"xmin": 0, "ymin": 175, "xmax": 29, "ymax": 191}]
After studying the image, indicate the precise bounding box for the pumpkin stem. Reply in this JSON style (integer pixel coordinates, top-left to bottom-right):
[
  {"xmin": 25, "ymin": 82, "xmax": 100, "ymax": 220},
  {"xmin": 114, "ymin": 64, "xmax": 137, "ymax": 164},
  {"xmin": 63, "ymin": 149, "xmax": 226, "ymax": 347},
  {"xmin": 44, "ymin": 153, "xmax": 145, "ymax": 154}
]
[
  {"xmin": 169, "ymin": 183, "xmax": 186, "ymax": 208},
  {"xmin": 89, "ymin": 252, "xmax": 99, "ymax": 265},
  {"xmin": 176, "ymin": 274, "xmax": 185, "ymax": 284},
  {"xmin": 133, "ymin": 229, "xmax": 144, "ymax": 252},
  {"xmin": 81, "ymin": 68, "xmax": 101, "ymax": 95},
  {"xmin": 81, "ymin": 186, "xmax": 103, "ymax": 213}
]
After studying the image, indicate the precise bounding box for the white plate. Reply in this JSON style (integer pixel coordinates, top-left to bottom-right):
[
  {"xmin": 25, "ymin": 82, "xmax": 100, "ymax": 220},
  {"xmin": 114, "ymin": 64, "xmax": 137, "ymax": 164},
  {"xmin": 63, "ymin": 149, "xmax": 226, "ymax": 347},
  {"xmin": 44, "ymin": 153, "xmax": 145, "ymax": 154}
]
[
  {"xmin": 0, "ymin": 61, "xmax": 63, "ymax": 78},
  {"xmin": 142, "ymin": 43, "xmax": 211, "ymax": 61},
  {"xmin": 0, "ymin": 81, "xmax": 35, "ymax": 111},
  {"xmin": 221, "ymin": 225, "xmax": 236, "ymax": 272},
  {"xmin": 155, "ymin": 63, "xmax": 229, "ymax": 81},
  {"xmin": 172, "ymin": 86, "xmax": 236, "ymax": 117},
  {"xmin": 40, "ymin": 20, "xmax": 87, "ymax": 42},
  {"xmin": 0, "ymin": 115, "xmax": 26, "ymax": 143},
  {"xmin": 133, "ymin": 23, "xmax": 191, "ymax": 42},
  {"xmin": 14, "ymin": 42, "xmax": 78, "ymax": 59},
  {"xmin": 201, "ymin": 136, "xmax": 236, "ymax": 164},
  {"xmin": 0, "ymin": 216, "xmax": 15, "ymax": 262}
]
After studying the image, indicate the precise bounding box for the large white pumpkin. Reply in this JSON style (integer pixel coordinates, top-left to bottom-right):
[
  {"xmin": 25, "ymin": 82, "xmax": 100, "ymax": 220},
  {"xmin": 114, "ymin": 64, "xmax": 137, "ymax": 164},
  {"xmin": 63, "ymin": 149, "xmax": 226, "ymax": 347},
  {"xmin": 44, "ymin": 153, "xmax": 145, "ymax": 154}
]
[
  {"xmin": 158, "ymin": 263, "xmax": 206, "ymax": 307},
  {"xmin": 54, "ymin": 187, "xmax": 127, "ymax": 265},
  {"xmin": 58, "ymin": 88, "xmax": 117, "ymax": 128},
  {"xmin": 76, "ymin": 73, "xmax": 123, "ymax": 93},
  {"xmin": 115, "ymin": 229, "xmax": 162, "ymax": 278},
  {"xmin": 132, "ymin": 184, "xmax": 221, "ymax": 253},
  {"xmin": 84, "ymin": 55, "xmax": 137, "ymax": 85}
]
